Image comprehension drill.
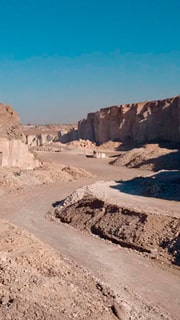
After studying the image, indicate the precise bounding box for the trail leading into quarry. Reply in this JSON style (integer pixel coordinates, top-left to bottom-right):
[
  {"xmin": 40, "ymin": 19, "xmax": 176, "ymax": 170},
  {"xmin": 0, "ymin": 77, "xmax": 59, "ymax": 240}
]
[{"xmin": 0, "ymin": 153, "xmax": 180, "ymax": 319}]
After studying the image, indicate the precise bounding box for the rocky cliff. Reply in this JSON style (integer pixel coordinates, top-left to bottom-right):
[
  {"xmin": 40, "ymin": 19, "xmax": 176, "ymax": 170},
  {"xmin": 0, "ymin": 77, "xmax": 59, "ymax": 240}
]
[
  {"xmin": 22, "ymin": 124, "xmax": 78, "ymax": 146},
  {"xmin": 78, "ymin": 96, "xmax": 180, "ymax": 145},
  {"xmin": 0, "ymin": 103, "xmax": 23, "ymax": 140},
  {"xmin": 0, "ymin": 103, "xmax": 39, "ymax": 169}
]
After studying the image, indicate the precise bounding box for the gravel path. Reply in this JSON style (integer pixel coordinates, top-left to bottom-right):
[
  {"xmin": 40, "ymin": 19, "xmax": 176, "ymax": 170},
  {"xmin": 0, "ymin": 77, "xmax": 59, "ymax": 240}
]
[{"xmin": 0, "ymin": 151, "xmax": 180, "ymax": 319}]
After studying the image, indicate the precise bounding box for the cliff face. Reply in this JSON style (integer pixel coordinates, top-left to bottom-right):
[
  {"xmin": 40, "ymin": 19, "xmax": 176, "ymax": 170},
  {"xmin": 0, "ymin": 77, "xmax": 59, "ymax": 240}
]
[
  {"xmin": 0, "ymin": 138, "xmax": 39, "ymax": 169},
  {"xmin": 0, "ymin": 103, "xmax": 23, "ymax": 140},
  {"xmin": 58, "ymin": 128, "xmax": 78, "ymax": 143},
  {"xmin": 0, "ymin": 103, "xmax": 39, "ymax": 169},
  {"xmin": 78, "ymin": 96, "xmax": 180, "ymax": 145}
]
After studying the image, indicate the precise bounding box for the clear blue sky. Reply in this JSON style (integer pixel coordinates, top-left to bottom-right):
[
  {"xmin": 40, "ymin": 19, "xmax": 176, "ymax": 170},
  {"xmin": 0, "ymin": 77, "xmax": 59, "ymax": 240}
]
[{"xmin": 0, "ymin": 0, "xmax": 179, "ymax": 124}]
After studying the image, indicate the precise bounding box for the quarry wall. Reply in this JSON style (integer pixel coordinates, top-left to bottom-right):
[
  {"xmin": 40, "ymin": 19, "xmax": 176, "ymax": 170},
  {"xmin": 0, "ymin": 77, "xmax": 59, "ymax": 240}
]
[
  {"xmin": 58, "ymin": 128, "xmax": 78, "ymax": 143},
  {"xmin": 0, "ymin": 138, "xmax": 39, "ymax": 169},
  {"xmin": 25, "ymin": 133, "xmax": 56, "ymax": 146},
  {"xmin": 0, "ymin": 103, "xmax": 39, "ymax": 169},
  {"xmin": 78, "ymin": 96, "xmax": 180, "ymax": 145}
]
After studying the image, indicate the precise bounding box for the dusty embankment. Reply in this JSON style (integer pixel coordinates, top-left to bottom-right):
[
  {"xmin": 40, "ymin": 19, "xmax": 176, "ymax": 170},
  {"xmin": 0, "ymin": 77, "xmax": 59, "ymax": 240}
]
[
  {"xmin": 0, "ymin": 220, "xmax": 116, "ymax": 320},
  {"xmin": 48, "ymin": 182, "xmax": 180, "ymax": 266}
]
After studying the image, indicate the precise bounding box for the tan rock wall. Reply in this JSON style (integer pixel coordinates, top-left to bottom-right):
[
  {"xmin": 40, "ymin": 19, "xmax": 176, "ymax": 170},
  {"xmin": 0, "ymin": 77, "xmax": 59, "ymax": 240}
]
[
  {"xmin": 25, "ymin": 135, "xmax": 37, "ymax": 146},
  {"xmin": 25, "ymin": 133, "xmax": 56, "ymax": 146},
  {"xmin": 0, "ymin": 103, "xmax": 39, "ymax": 169},
  {"xmin": 0, "ymin": 103, "xmax": 22, "ymax": 140},
  {"xmin": 0, "ymin": 138, "xmax": 39, "ymax": 169},
  {"xmin": 78, "ymin": 96, "xmax": 180, "ymax": 144},
  {"xmin": 58, "ymin": 128, "xmax": 78, "ymax": 143}
]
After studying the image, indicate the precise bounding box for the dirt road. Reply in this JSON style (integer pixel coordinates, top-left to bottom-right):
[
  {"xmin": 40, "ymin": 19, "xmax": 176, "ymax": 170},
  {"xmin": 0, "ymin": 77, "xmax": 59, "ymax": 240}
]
[{"xmin": 0, "ymin": 151, "xmax": 180, "ymax": 319}]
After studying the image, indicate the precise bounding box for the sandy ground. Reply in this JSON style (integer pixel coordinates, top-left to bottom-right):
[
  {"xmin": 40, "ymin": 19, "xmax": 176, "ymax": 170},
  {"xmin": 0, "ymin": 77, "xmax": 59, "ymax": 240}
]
[
  {"xmin": 0, "ymin": 220, "xmax": 116, "ymax": 320},
  {"xmin": 0, "ymin": 150, "xmax": 179, "ymax": 319},
  {"xmin": 0, "ymin": 161, "xmax": 92, "ymax": 194},
  {"xmin": 36, "ymin": 149, "xmax": 150, "ymax": 180}
]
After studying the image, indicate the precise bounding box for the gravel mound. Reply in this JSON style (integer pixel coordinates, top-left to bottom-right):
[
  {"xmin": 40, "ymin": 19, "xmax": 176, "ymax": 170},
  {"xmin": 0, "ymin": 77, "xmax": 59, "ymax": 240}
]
[
  {"xmin": 49, "ymin": 184, "xmax": 180, "ymax": 266},
  {"xmin": 111, "ymin": 144, "xmax": 180, "ymax": 171}
]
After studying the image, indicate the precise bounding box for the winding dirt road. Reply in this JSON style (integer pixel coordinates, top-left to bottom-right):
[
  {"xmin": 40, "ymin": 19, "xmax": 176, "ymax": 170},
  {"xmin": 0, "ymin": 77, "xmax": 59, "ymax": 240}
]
[{"xmin": 0, "ymin": 151, "xmax": 180, "ymax": 319}]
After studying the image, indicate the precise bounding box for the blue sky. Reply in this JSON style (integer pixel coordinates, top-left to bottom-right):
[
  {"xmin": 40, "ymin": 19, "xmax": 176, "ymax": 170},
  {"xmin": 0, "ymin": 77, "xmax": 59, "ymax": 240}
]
[{"xmin": 0, "ymin": 0, "xmax": 179, "ymax": 124}]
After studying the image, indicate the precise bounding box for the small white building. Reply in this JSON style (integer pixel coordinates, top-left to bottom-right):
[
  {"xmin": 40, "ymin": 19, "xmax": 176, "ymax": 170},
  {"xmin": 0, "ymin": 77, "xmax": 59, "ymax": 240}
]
[{"xmin": 93, "ymin": 150, "xmax": 106, "ymax": 158}]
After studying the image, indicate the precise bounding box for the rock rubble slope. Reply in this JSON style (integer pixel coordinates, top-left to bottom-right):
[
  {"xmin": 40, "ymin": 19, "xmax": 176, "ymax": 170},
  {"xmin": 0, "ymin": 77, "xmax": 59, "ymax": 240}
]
[
  {"xmin": 110, "ymin": 144, "xmax": 180, "ymax": 171},
  {"xmin": 0, "ymin": 220, "xmax": 115, "ymax": 320}
]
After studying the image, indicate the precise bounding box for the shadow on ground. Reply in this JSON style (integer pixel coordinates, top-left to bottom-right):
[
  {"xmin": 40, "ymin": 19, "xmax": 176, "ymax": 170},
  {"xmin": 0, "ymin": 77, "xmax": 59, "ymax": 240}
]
[
  {"xmin": 110, "ymin": 171, "xmax": 180, "ymax": 201},
  {"xmin": 114, "ymin": 140, "xmax": 180, "ymax": 152},
  {"xmin": 52, "ymin": 200, "xmax": 63, "ymax": 208}
]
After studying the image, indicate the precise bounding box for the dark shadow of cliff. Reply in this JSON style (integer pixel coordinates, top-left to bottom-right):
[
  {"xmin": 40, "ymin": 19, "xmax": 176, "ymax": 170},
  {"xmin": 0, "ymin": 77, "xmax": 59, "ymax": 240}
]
[
  {"xmin": 114, "ymin": 142, "xmax": 135, "ymax": 151},
  {"xmin": 58, "ymin": 129, "xmax": 78, "ymax": 144},
  {"xmin": 110, "ymin": 170, "xmax": 180, "ymax": 201},
  {"xmin": 161, "ymin": 235, "xmax": 180, "ymax": 266},
  {"xmin": 115, "ymin": 139, "xmax": 180, "ymax": 150},
  {"xmin": 158, "ymin": 141, "xmax": 180, "ymax": 150},
  {"xmin": 112, "ymin": 139, "xmax": 180, "ymax": 153}
]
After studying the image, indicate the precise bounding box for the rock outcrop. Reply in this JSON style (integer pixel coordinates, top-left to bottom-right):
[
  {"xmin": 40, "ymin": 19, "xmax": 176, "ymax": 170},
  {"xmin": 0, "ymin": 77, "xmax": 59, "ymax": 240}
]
[
  {"xmin": 25, "ymin": 133, "xmax": 57, "ymax": 146},
  {"xmin": 22, "ymin": 125, "xmax": 78, "ymax": 146},
  {"xmin": 58, "ymin": 128, "xmax": 78, "ymax": 143},
  {"xmin": 0, "ymin": 103, "xmax": 23, "ymax": 140},
  {"xmin": 0, "ymin": 103, "xmax": 39, "ymax": 169},
  {"xmin": 0, "ymin": 138, "xmax": 39, "ymax": 169},
  {"xmin": 78, "ymin": 96, "xmax": 180, "ymax": 145}
]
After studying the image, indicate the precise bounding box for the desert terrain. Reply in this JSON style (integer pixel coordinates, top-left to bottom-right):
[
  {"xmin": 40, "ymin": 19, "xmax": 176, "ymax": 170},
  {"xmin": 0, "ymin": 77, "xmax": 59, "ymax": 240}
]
[{"xmin": 0, "ymin": 97, "xmax": 179, "ymax": 319}]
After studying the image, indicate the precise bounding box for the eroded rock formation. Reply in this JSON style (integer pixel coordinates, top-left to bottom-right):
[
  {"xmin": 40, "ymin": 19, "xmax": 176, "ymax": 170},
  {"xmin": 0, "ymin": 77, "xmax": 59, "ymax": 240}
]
[
  {"xmin": 0, "ymin": 138, "xmax": 39, "ymax": 169},
  {"xmin": 58, "ymin": 128, "xmax": 78, "ymax": 143},
  {"xmin": 22, "ymin": 124, "xmax": 78, "ymax": 145},
  {"xmin": 0, "ymin": 103, "xmax": 39, "ymax": 169},
  {"xmin": 25, "ymin": 133, "xmax": 57, "ymax": 146},
  {"xmin": 78, "ymin": 96, "xmax": 180, "ymax": 145},
  {"xmin": 0, "ymin": 103, "xmax": 23, "ymax": 140}
]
